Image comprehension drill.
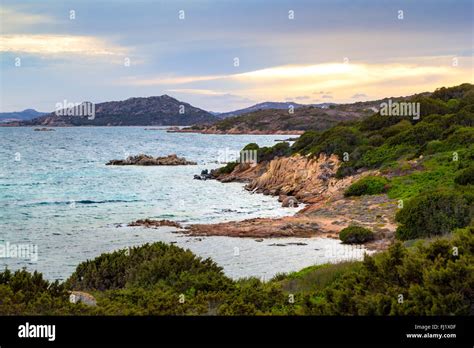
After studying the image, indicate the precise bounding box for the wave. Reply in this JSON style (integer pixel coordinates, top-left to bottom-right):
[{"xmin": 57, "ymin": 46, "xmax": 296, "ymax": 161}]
[{"xmin": 24, "ymin": 199, "xmax": 143, "ymax": 206}]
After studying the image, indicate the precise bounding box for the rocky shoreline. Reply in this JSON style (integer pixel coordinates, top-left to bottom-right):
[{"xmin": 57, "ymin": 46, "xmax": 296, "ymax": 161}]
[
  {"xmin": 184, "ymin": 154, "xmax": 398, "ymax": 250},
  {"xmin": 166, "ymin": 126, "xmax": 304, "ymax": 135},
  {"xmin": 106, "ymin": 154, "xmax": 197, "ymax": 166},
  {"xmin": 125, "ymin": 153, "xmax": 397, "ymax": 251}
]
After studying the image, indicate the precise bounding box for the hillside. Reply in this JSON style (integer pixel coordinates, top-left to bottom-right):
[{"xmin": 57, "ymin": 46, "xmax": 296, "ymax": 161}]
[
  {"xmin": 205, "ymin": 83, "xmax": 473, "ymax": 242},
  {"xmin": 216, "ymin": 101, "xmax": 307, "ymax": 118},
  {"xmin": 179, "ymin": 94, "xmax": 430, "ymax": 134},
  {"xmin": 13, "ymin": 95, "xmax": 218, "ymax": 126},
  {"xmin": 0, "ymin": 109, "xmax": 47, "ymax": 123}
]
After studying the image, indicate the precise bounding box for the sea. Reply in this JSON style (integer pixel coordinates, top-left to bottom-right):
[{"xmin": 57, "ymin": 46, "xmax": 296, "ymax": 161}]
[{"xmin": 0, "ymin": 127, "xmax": 369, "ymax": 281}]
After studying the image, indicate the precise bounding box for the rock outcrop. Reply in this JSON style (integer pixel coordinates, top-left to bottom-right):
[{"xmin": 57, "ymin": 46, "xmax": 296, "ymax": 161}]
[
  {"xmin": 128, "ymin": 219, "xmax": 182, "ymax": 228},
  {"xmin": 185, "ymin": 153, "xmax": 398, "ymax": 249},
  {"xmin": 34, "ymin": 128, "xmax": 55, "ymax": 131},
  {"xmin": 106, "ymin": 154, "xmax": 196, "ymax": 166},
  {"xmin": 69, "ymin": 291, "xmax": 97, "ymax": 306}
]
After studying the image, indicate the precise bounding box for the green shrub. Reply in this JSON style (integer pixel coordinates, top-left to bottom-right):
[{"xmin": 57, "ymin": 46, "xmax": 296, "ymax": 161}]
[
  {"xmin": 360, "ymin": 113, "xmax": 412, "ymax": 131},
  {"xmin": 381, "ymin": 120, "xmax": 412, "ymax": 138},
  {"xmin": 217, "ymin": 161, "xmax": 239, "ymax": 174},
  {"xmin": 412, "ymin": 96, "xmax": 450, "ymax": 117},
  {"xmin": 367, "ymin": 134, "xmax": 385, "ymax": 146},
  {"xmin": 445, "ymin": 127, "xmax": 474, "ymax": 148},
  {"xmin": 344, "ymin": 176, "xmax": 389, "ymax": 197},
  {"xmin": 257, "ymin": 141, "xmax": 290, "ymax": 162},
  {"xmin": 339, "ymin": 226, "xmax": 374, "ymax": 244},
  {"xmin": 387, "ymin": 122, "xmax": 442, "ymax": 146},
  {"xmin": 291, "ymin": 131, "xmax": 319, "ymax": 153},
  {"xmin": 395, "ymin": 189, "xmax": 472, "ymax": 240},
  {"xmin": 444, "ymin": 106, "xmax": 474, "ymax": 127},
  {"xmin": 454, "ymin": 166, "xmax": 474, "ymax": 185},
  {"xmin": 431, "ymin": 83, "xmax": 473, "ymax": 102},
  {"xmin": 242, "ymin": 143, "xmax": 259, "ymax": 151},
  {"xmin": 305, "ymin": 126, "xmax": 363, "ymax": 158},
  {"xmin": 459, "ymin": 88, "xmax": 474, "ymax": 108},
  {"xmin": 66, "ymin": 242, "xmax": 232, "ymax": 292},
  {"xmin": 358, "ymin": 144, "xmax": 415, "ymax": 168}
]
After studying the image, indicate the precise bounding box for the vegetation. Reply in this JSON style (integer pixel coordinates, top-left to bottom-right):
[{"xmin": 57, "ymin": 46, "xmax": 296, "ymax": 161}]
[
  {"xmin": 395, "ymin": 189, "xmax": 472, "ymax": 240},
  {"xmin": 339, "ymin": 226, "xmax": 375, "ymax": 244},
  {"xmin": 1, "ymin": 227, "xmax": 472, "ymax": 315},
  {"xmin": 344, "ymin": 176, "xmax": 389, "ymax": 197},
  {"xmin": 454, "ymin": 166, "xmax": 474, "ymax": 185}
]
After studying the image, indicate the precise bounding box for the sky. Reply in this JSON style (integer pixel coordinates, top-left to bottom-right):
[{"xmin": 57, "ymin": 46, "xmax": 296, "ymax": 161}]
[{"xmin": 0, "ymin": 0, "xmax": 473, "ymax": 112}]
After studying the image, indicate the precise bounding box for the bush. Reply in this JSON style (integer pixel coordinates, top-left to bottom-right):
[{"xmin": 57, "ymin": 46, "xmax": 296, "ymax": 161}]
[
  {"xmin": 357, "ymin": 144, "xmax": 415, "ymax": 168},
  {"xmin": 291, "ymin": 131, "xmax": 319, "ymax": 153},
  {"xmin": 360, "ymin": 113, "xmax": 412, "ymax": 132},
  {"xmin": 305, "ymin": 126, "xmax": 363, "ymax": 158},
  {"xmin": 217, "ymin": 161, "xmax": 239, "ymax": 174},
  {"xmin": 367, "ymin": 134, "xmax": 385, "ymax": 147},
  {"xmin": 387, "ymin": 122, "xmax": 442, "ymax": 146},
  {"xmin": 411, "ymin": 96, "xmax": 450, "ymax": 117},
  {"xmin": 257, "ymin": 142, "xmax": 290, "ymax": 162},
  {"xmin": 339, "ymin": 226, "xmax": 374, "ymax": 244},
  {"xmin": 395, "ymin": 189, "xmax": 472, "ymax": 240},
  {"xmin": 242, "ymin": 143, "xmax": 259, "ymax": 151},
  {"xmin": 454, "ymin": 166, "xmax": 474, "ymax": 185},
  {"xmin": 66, "ymin": 242, "xmax": 232, "ymax": 292},
  {"xmin": 344, "ymin": 176, "xmax": 389, "ymax": 197},
  {"xmin": 381, "ymin": 120, "xmax": 412, "ymax": 138}
]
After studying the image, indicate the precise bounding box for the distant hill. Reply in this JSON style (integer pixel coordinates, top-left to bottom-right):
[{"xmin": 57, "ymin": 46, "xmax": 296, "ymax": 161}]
[
  {"xmin": 183, "ymin": 102, "xmax": 376, "ymax": 134},
  {"xmin": 0, "ymin": 109, "xmax": 47, "ymax": 123},
  {"xmin": 14, "ymin": 95, "xmax": 218, "ymax": 126},
  {"xmin": 181, "ymin": 94, "xmax": 435, "ymax": 134},
  {"xmin": 216, "ymin": 102, "xmax": 306, "ymax": 118}
]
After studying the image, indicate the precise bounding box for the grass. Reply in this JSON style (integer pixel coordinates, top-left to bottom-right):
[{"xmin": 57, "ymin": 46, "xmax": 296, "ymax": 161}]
[
  {"xmin": 276, "ymin": 261, "xmax": 361, "ymax": 294},
  {"xmin": 387, "ymin": 150, "xmax": 464, "ymax": 200}
]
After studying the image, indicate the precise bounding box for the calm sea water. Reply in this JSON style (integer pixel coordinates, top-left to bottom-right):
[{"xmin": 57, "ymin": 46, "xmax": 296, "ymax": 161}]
[{"xmin": 0, "ymin": 127, "xmax": 368, "ymax": 280}]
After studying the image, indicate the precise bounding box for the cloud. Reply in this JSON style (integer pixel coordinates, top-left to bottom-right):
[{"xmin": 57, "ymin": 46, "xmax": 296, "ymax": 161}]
[
  {"xmin": 0, "ymin": 35, "xmax": 127, "ymax": 56},
  {"xmin": 351, "ymin": 93, "xmax": 368, "ymax": 98},
  {"xmin": 121, "ymin": 58, "xmax": 471, "ymax": 105},
  {"xmin": 165, "ymin": 89, "xmax": 229, "ymax": 96},
  {"xmin": 0, "ymin": 6, "xmax": 54, "ymax": 32}
]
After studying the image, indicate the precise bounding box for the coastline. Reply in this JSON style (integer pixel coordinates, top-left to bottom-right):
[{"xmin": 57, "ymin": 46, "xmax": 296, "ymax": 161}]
[
  {"xmin": 173, "ymin": 153, "xmax": 398, "ymax": 251},
  {"xmin": 166, "ymin": 126, "xmax": 305, "ymax": 135}
]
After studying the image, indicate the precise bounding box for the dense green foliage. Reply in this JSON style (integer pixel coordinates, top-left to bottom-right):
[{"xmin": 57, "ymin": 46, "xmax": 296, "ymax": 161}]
[
  {"xmin": 216, "ymin": 161, "xmax": 239, "ymax": 174},
  {"xmin": 454, "ymin": 166, "xmax": 474, "ymax": 185},
  {"xmin": 395, "ymin": 189, "xmax": 472, "ymax": 240},
  {"xmin": 0, "ymin": 269, "xmax": 92, "ymax": 315},
  {"xmin": 344, "ymin": 176, "xmax": 389, "ymax": 197},
  {"xmin": 339, "ymin": 226, "xmax": 375, "ymax": 244},
  {"xmin": 2, "ymin": 227, "xmax": 472, "ymax": 315},
  {"xmin": 66, "ymin": 242, "xmax": 232, "ymax": 293},
  {"xmin": 304, "ymin": 227, "xmax": 473, "ymax": 315}
]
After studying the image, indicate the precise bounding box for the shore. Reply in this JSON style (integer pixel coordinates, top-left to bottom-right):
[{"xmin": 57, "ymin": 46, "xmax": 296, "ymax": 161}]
[
  {"xmin": 166, "ymin": 126, "xmax": 305, "ymax": 135},
  {"xmin": 168, "ymin": 154, "xmax": 398, "ymax": 251}
]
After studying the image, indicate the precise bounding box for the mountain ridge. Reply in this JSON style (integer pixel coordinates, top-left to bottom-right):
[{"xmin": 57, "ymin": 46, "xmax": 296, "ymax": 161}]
[{"xmin": 9, "ymin": 95, "xmax": 219, "ymax": 127}]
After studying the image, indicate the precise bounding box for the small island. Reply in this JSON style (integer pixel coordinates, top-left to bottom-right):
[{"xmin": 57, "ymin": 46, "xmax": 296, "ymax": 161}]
[
  {"xmin": 34, "ymin": 127, "xmax": 55, "ymax": 131},
  {"xmin": 106, "ymin": 154, "xmax": 197, "ymax": 166}
]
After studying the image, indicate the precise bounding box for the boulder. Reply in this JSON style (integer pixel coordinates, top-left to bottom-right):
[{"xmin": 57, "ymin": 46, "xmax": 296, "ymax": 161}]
[{"xmin": 282, "ymin": 196, "xmax": 299, "ymax": 207}]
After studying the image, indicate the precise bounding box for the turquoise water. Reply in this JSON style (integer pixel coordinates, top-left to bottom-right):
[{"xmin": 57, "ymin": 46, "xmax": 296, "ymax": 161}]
[{"xmin": 0, "ymin": 127, "xmax": 368, "ymax": 280}]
